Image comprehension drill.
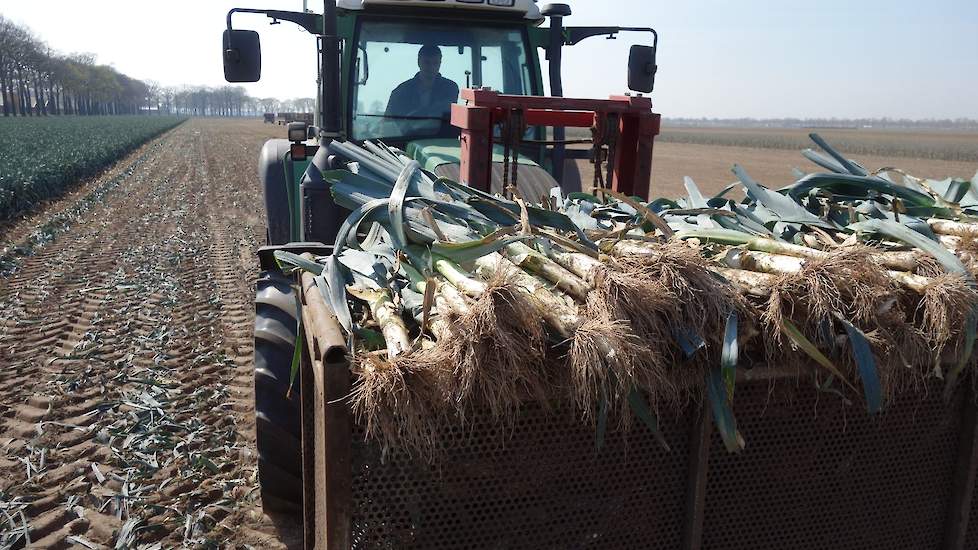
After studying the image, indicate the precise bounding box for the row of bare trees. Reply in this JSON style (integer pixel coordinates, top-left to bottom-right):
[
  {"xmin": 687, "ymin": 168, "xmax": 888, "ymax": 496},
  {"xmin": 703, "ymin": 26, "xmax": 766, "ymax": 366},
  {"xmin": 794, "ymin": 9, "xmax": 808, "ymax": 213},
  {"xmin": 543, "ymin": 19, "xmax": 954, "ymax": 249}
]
[
  {"xmin": 0, "ymin": 15, "xmax": 316, "ymax": 118},
  {"xmin": 0, "ymin": 15, "xmax": 153, "ymax": 115},
  {"xmin": 258, "ymin": 97, "xmax": 316, "ymax": 115},
  {"xmin": 167, "ymin": 88, "xmax": 315, "ymax": 117}
]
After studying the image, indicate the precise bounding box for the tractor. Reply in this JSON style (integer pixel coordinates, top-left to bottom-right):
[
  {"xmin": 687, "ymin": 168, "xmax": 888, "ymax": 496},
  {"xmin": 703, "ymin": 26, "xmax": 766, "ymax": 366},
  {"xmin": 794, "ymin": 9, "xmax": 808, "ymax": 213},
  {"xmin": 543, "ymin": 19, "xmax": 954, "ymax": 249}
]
[
  {"xmin": 223, "ymin": 4, "xmax": 978, "ymax": 550},
  {"xmin": 223, "ymin": 0, "xmax": 660, "ymax": 541}
]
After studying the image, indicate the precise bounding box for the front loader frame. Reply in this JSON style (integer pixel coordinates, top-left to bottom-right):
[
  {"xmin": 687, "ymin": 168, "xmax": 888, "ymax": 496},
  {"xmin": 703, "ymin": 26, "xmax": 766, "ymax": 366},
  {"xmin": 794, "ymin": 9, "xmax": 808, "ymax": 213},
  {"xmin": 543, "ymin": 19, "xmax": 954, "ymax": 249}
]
[{"xmin": 298, "ymin": 270, "xmax": 352, "ymax": 550}]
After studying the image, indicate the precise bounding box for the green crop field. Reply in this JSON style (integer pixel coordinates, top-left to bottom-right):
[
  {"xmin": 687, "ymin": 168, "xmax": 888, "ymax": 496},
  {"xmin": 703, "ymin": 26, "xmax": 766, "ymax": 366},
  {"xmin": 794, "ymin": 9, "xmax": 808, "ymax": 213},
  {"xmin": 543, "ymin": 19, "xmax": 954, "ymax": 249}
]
[{"xmin": 0, "ymin": 115, "xmax": 186, "ymax": 223}]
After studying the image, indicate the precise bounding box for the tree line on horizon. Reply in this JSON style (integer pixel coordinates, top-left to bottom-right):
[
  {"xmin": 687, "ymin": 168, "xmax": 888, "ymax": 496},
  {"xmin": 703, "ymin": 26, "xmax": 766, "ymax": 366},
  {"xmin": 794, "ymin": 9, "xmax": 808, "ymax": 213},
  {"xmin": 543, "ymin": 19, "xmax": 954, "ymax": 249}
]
[{"xmin": 0, "ymin": 15, "xmax": 313, "ymax": 118}]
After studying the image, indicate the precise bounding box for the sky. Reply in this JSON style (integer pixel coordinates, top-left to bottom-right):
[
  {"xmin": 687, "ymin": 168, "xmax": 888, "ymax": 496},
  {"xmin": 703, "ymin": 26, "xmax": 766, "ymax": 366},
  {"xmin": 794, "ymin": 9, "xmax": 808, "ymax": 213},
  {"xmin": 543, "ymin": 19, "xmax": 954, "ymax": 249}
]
[{"xmin": 1, "ymin": 0, "xmax": 976, "ymax": 119}]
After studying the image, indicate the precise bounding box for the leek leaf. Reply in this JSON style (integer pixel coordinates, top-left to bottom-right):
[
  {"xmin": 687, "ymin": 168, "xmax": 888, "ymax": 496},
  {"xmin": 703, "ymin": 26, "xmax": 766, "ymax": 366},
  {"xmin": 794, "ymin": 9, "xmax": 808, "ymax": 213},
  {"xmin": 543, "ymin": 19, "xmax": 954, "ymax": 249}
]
[
  {"xmin": 721, "ymin": 311, "xmax": 739, "ymax": 401},
  {"xmin": 809, "ymin": 133, "xmax": 867, "ymax": 176},
  {"xmin": 706, "ymin": 363, "xmax": 744, "ymax": 453},
  {"xmin": 835, "ymin": 315, "xmax": 882, "ymax": 414},
  {"xmin": 627, "ymin": 388, "xmax": 670, "ymax": 452},
  {"xmin": 850, "ymin": 218, "xmax": 968, "ymax": 276},
  {"xmin": 733, "ymin": 165, "xmax": 835, "ymax": 229},
  {"xmin": 333, "ymin": 198, "xmax": 390, "ymax": 252},
  {"xmin": 780, "ymin": 319, "xmax": 857, "ymax": 392},
  {"xmin": 274, "ymin": 250, "xmax": 324, "ymax": 276},
  {"xmin": 675, "ymin": 227, "xmax": 754, "ymax": 246},
  {"xmin": 389, "ymin": 161, "xmax": 421, "ymax": 249},
  {"xmin": 788, "ymin": 173, "xmax": 937, "ymax": 208},
  {"xmin": 672, "ymin": 327, "xmax": 706, "ymax": 358},
  {"xmin": 323, "ymin": 256, "xmax": 353, "ymax": 332},
  {"xmin": 801, "ymin": 148, "xmax": 847, "ymax": 174},
  {"xmin": 287, "ymin": 314, "xmax": 304, "ymax": 400},
  {"xmin": 431, "ymin": 228, "xmax": 532, "ymax": 263}
]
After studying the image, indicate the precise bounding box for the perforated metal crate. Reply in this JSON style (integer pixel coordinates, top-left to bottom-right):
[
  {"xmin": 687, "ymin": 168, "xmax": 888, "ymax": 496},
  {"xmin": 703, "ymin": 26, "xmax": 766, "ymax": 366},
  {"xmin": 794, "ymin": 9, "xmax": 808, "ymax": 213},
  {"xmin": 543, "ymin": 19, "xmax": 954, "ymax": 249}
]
[
  {"xmin": 298, "ymin": 273, "xmax": 978, "ymax": 550},
  {"xmin": 348, "ymin": 403, "xmax": 690, "ymax": 549},
  {"xmin": 701, "ymin": 382, "xmax": 964, "ymax": 550}
]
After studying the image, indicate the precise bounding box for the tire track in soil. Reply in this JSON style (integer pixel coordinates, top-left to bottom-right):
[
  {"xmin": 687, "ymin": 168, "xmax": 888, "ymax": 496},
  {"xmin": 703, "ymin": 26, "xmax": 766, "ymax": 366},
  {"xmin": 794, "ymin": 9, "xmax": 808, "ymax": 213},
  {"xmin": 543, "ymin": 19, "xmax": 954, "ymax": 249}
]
[
  {"xmin": 0, "ymin": 119, "xmax": 296, "ymax": 548},
  {"xmin": 194, "ymin": 122, "xmax": 301, "ymax": 549}
]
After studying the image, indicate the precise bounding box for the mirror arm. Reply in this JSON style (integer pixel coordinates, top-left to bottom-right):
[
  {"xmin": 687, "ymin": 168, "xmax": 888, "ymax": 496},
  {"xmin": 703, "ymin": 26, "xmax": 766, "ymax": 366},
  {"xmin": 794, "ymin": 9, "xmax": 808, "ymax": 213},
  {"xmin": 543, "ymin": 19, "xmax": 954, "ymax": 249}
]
[
  {"xmin": 564, "ymin": 26, "xmax": 657, "ymax": 50},
  {"xmin": 226, "ymin": 8, "xmax": 322, "ymax": 35}
]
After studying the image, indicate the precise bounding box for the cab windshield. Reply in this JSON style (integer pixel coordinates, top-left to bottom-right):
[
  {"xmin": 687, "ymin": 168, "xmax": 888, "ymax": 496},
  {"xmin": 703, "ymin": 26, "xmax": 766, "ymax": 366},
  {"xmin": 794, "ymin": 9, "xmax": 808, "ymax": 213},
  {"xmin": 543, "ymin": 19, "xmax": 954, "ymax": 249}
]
[{"xmin": 351, "ymin": 20, "xmax": 533, "ymax": 141}]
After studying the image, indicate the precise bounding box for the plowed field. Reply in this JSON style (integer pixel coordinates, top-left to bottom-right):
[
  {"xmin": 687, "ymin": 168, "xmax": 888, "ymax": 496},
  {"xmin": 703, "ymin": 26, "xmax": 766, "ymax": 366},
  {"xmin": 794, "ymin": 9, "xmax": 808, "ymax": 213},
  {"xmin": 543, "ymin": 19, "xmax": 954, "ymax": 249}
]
[{"xmin": 0, "ymin": 119, "xmax": 299, "ymax": 548}]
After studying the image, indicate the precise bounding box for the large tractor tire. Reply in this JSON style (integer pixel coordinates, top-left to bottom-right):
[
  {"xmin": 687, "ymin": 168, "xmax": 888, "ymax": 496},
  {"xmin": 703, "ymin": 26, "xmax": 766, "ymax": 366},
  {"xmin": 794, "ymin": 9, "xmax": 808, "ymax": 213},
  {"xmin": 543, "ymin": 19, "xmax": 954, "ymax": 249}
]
[{"xmin": 254, "ymin": 270, "xmax": 303, "ymax": 514}]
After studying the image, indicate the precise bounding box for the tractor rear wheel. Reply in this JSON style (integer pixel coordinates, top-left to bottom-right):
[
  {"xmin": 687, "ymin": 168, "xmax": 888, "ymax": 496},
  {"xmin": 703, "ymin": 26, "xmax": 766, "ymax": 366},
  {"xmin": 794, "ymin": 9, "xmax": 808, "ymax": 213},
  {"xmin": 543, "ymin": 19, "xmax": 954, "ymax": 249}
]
[{"xmin": 253, "ymin": 270, "xmax": 303, "ymax": 514}]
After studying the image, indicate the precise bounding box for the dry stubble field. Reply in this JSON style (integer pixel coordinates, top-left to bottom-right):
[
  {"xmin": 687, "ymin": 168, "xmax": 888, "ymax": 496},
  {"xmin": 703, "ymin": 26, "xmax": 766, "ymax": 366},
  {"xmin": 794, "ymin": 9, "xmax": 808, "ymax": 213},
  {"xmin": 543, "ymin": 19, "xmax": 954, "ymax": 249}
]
[{"xmin": 0, "ymin": 119, "xmax": 975, "ymax": 548}]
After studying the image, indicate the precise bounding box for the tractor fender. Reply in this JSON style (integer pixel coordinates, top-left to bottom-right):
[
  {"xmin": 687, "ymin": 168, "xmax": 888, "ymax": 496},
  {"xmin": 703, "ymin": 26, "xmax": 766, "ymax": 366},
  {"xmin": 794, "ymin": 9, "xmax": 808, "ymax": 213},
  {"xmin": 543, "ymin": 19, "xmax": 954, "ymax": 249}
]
[{"xmin": 258, "ymin": 138, "xmax": 294, "ymax": 245}]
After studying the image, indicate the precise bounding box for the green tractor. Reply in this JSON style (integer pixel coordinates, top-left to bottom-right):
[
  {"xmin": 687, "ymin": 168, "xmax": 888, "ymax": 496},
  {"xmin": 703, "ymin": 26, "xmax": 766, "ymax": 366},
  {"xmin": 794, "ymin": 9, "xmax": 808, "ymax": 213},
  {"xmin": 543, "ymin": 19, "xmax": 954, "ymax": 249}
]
[{"xmin": 223, "ymin": 0, "xmax": 659, "ymax": 515}]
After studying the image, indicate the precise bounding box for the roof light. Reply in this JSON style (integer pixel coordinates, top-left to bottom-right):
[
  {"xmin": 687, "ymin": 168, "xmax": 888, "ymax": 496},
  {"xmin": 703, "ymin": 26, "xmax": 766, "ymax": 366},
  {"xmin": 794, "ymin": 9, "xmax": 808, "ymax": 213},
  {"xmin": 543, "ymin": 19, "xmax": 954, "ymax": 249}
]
[{"xmin": 339, "ymin": 0, "xmax": 542, "ymax": 20}]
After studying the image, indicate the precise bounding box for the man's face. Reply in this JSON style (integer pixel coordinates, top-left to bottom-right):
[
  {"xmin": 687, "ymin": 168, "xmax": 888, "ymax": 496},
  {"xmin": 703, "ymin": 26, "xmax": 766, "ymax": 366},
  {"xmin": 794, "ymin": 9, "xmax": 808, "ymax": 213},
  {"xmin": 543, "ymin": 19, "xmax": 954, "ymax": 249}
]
[{"xmin": 418, "ymin": 53, "xmax": 441, "ymax": 79}]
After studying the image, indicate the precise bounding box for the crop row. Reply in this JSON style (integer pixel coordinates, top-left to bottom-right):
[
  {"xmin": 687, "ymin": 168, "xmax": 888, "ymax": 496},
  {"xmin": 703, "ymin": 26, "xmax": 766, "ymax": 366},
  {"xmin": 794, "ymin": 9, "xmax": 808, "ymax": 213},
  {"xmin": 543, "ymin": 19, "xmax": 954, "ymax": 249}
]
[{"xmin": 0, "ymin": 116, "xmax": 186, "ymax": 223}]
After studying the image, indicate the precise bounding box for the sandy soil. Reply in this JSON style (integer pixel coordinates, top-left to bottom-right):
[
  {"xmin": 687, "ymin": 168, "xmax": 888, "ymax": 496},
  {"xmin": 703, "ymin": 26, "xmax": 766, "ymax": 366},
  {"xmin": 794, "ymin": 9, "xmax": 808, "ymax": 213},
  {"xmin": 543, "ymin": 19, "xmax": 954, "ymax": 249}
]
[
  {"xmin": 0, "ymin": 119, "xmax": 299, "ymax": 548},
  {"xmin": 648, "ymin": 141, "xmax": 978, "ymax": 198}
]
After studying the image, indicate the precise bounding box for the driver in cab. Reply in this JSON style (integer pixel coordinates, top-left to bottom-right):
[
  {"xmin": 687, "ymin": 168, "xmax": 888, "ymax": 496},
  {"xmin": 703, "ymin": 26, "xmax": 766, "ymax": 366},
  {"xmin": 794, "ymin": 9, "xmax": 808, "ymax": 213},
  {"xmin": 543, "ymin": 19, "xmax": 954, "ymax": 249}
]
[{"xmin": 385, "ymin": 44, "xmax": 460, "ymax": 134}]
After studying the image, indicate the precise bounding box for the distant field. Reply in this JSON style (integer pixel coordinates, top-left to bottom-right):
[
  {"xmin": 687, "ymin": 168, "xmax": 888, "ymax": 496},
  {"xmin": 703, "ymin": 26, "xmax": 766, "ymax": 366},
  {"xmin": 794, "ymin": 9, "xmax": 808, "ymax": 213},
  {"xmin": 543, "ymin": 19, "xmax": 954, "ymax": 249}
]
[{"xmin": 571, "ymin": 127, "xmax": 978, "ymax": 199}]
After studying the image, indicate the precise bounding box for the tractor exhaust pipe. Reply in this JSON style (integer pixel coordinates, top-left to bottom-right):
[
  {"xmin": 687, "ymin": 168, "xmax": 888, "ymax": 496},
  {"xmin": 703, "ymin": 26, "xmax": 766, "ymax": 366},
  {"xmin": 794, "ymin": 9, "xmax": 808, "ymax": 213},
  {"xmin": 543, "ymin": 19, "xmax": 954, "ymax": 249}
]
[
  {"xmin": 543, "ymin": 4, "xmax": 572, "ymax": 187},
  {"xmin": 321, "ymin": 0, "xmax": 341, "ymax": 142}
]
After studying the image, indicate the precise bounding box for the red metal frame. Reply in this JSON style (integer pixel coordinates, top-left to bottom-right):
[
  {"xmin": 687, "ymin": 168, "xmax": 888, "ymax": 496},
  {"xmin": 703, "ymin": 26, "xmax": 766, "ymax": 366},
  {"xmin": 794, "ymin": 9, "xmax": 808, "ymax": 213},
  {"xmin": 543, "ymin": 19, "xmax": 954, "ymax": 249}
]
[{"xmin": 450, "ymin": 88, "xmax": 662, "ymax": 200}]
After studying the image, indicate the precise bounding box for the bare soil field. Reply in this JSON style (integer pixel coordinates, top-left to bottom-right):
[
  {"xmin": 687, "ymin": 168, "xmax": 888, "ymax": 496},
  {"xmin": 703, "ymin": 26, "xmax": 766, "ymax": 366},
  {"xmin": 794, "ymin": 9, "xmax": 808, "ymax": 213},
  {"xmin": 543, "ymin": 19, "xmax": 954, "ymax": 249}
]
[
  {"xmin": 572, "ymin": 127, "xmax": 978, "ymax": 198},
  {"xmin": 649, "ymin": 140, "xmax": 978, "ymax": 198},
  {"xmin": 0, "ymin": 119, "xmax": 299, "ymax": 548}
]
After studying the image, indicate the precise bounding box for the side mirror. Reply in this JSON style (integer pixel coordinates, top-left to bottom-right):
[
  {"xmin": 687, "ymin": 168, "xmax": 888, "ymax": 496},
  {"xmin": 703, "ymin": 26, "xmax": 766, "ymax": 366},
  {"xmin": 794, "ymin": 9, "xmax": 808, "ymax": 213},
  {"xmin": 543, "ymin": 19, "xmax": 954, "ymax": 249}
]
[
  {"xmin": 223, "ymin": 29, "xmax": 261, "ymax": 83},
  {"xmin": 627, "ymin": 45, "xmax": 657, "ymax": 93}
]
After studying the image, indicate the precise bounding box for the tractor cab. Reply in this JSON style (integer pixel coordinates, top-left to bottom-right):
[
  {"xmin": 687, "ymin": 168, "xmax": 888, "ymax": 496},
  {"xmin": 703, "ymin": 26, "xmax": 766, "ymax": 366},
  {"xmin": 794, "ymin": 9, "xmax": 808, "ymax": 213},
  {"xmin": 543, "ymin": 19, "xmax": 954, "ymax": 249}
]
[
  {"xmin": 345, "ymin": 7, "xmax": 559, "ymax": 199},
  {"xmin": 223, "ymin": 0, "xmax": 660, "ymax": 245},
  {"xmin": 346, "ymin": 3, "xmax": 541, "ymax": 142}
]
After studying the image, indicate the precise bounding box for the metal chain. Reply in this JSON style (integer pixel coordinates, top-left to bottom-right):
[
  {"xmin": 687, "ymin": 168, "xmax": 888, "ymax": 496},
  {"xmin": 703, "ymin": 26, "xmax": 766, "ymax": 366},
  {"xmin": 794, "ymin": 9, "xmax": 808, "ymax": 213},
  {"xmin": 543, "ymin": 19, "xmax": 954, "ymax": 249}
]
[
  {"xmin": 501, "ymin": 114, "xmax": 512, "ymax": 197},
  {"xmin": 591, "ymin": 117, "xmax": 606, "ymax": 192},
  {"xmin": 605, "ymin": 114, "xmax": 620, "ymax": 187},
  {"xmin": 510, "ymin": 110, "xmax": 524, "ymax": 197}
]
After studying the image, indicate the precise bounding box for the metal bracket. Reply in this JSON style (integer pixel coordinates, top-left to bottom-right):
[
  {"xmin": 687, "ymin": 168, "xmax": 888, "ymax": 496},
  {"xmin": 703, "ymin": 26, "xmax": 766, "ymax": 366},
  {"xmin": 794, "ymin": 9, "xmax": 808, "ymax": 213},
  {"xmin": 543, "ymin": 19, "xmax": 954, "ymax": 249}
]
[
  {"xmin": 564, "ymin": 26, "xmax": 658, "ymax": 49},
  {"xmin": 944, "ymin": 384, "xmax": 978, "ymax": 549},
  {"xmin": 682, "ymin": 403, "xmax": 713, "ymax": 550},
  {"xmin": 226, "ymin": 8, "xmax": 323, "ymax": 35}
]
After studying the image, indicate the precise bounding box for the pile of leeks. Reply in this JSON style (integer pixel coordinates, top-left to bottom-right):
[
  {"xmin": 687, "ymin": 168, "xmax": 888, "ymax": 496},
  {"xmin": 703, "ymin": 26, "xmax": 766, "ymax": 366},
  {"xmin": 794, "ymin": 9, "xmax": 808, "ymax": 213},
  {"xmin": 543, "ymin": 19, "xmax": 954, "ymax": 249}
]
[{"xmin": 276, "ymin": 135, "xmax": 978, "ymax": 457}]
